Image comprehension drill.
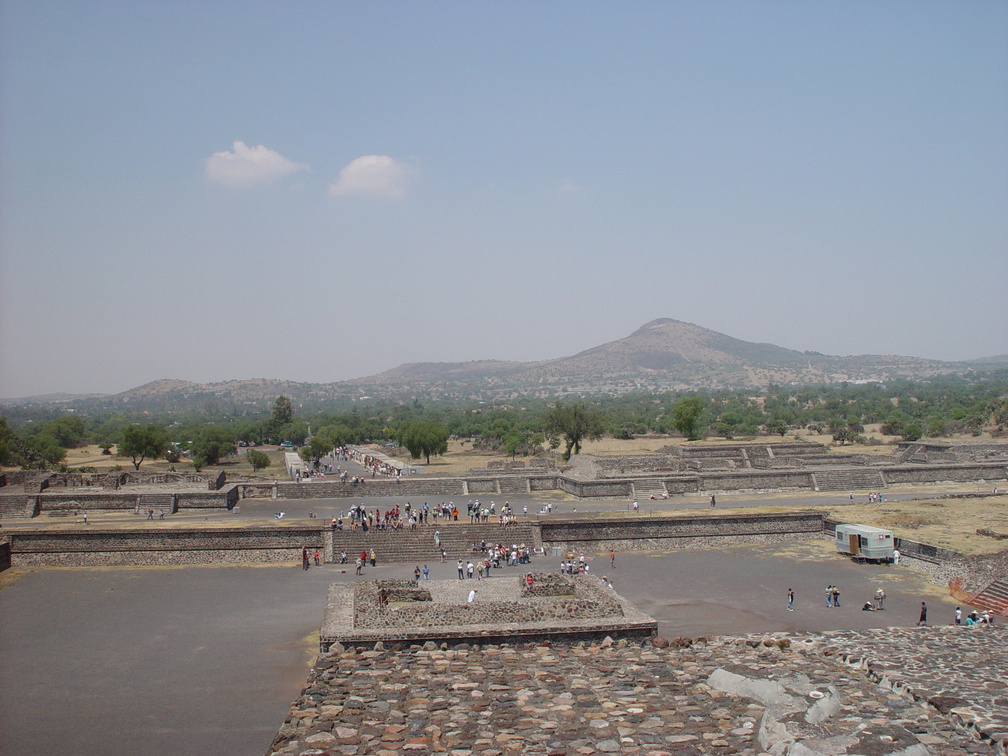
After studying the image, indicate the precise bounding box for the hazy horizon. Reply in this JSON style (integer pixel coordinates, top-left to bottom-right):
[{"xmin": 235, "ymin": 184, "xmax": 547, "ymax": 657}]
[{"xmin": 2, "ymin": 4, "xmax": 1006, "ymax": 397}]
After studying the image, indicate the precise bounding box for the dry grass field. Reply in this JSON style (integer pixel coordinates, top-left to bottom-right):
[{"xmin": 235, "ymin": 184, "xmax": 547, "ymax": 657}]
[{"xmin": 826, "ymin": 494, "xmax": 1008, "ymax": 555}]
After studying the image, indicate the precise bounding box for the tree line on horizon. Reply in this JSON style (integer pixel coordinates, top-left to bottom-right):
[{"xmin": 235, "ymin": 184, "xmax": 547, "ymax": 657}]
[{"xmin": 1, "ymin": 374, "xmax": 1007, "ymax": 471}]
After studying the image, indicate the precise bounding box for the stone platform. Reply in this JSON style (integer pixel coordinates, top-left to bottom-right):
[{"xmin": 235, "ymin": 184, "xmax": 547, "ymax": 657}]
[{"xmin": 320, "ymin": 575, "xmax": 658, "ymax": 650}]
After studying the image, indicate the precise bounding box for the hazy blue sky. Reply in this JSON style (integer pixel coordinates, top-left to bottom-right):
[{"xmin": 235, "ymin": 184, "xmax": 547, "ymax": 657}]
[{"xmin": 2, "ymin": 2, "xmax": 1006, "ymax": 398}]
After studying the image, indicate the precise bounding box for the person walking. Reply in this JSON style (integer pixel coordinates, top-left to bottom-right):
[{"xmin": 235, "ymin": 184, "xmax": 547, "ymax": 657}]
[
  {"xmin": 826, "ymin": 585, "xmax": 833, "ymax": 608},
  {"xmin": 457, "ymin": 560, "xmax": 464, "ymax": 579},
  {"xmin": 422, "ymin": 564, "xmax": 429, "ymax": 580},
  {"xmin": 787, "ymin": 588, "xmax": 795, "ymax": 611},
  {"xmin": 954, "ymin": 606, "xmax": 962, "ymax": 625},
  {"xmin": 414, "ymin": 565, "xmax": 421, "ymax": 583},
  {"xmin": 917, "ymin": 601, "xmax": 928, "ymax": 626},
  {"xmin": 610, "ymin": 551, "xmax": 615, "ymax": 568}
]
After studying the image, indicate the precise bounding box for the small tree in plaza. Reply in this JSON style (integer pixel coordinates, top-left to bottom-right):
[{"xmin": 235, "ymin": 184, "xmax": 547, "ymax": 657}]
[
  {"xmin": 118, "ymin": 424, "xmax": 168, "ymax": 470},
  {"xmin": 397, "ymin": 420, "xmax": 449, "ymax": 465},
  {"xmin": 543, "ymin": 402, "xmax": 606, "ymax": 462},
  {"xmin": 246, "ymin": 449, "xmax": 271, "ymax": 472}
]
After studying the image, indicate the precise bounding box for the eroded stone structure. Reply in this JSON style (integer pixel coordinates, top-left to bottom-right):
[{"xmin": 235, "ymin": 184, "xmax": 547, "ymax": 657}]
[{"xmin": 321, "ymin": 574, "xmax": 656, "ymax": 650}]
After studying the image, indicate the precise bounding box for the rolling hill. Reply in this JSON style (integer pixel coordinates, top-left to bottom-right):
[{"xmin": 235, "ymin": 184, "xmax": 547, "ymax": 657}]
[{"xmin": 2, "ymin": 318, "xmax": 999, "ymax": 413}]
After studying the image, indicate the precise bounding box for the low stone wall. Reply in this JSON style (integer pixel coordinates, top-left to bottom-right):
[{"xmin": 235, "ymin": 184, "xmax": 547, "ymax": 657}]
[
  {"xmin": 273, "ymin": 478, "xmax": 467, "ymax": 499},
  {"xmin": 882, "ymin": 463, "xmax": 1008, "ymax": 486},
  {"xmin": 7, "ymin": 527, "xmax": 325, "ymax": 567},
  {"xmin": 559, "ymin": 479, "xmax": 633, "ymax": 498},
  {"xmin": 0, "ymin": 541, "xmax": 10, "ymax": 572},
  {"xmin": 698, "ymin": 470, "xmax": 815, "ymax": 492},
  {"xmin": 529, "ymin": 476, "xmax": 560, "ymax": 491},
  {"xmin": 349, "ymin": 579, "xmax": 619, "ymax": 629},
  {"xmin": 237, "ymin": 483, "xmax": 276, "ymax": 500},
  {"xmin": 117, "ymin": 470, "xmax": 225, "ymax": 491},
  {"xmin": 541, "ymin": 511, "xmax": 823, "ymax": 554},
  {"xmin": 464, "ymin": 478, "xmax": 499, "ymax": 494},
  {"xmin": 176, "ymin": 488, "xmax": 239, "ymax": 510},
  {"xmin": 35, "ymin": 494, "xmax": 139, "ymax": 513}
]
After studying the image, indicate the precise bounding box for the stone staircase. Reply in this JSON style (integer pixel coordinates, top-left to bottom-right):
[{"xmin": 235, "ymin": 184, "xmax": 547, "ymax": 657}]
[
  {"xmin": 974, "ymin": 579, "xmax": 1008, "ymax": 618},
  {"xmin": 329, "ymin": 522, "xmax": 541, "ymax": 565},
  {"xmin": 0, "ymin": 497, "xmax": 35, "ymax": 518},
  {"xmin": 894, "ymin": 443, "xmax": 925, "ymax": 465},
  {"xmin": 136, "ymin": 493, "xmax": 177, "ymax": 517},
  {"xmin": 811, "ymin": 469, "xmax": 886, "ymax": 492},
  {"xmin": 631, "ymin": 479, "xmax": 668, "ymax": 500}
]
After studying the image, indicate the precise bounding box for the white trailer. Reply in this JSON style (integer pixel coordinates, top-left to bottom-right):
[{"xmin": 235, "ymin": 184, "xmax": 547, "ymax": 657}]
[{"xmin": 835, "ymin": 523, "xmax": 895, "ymax": 562}]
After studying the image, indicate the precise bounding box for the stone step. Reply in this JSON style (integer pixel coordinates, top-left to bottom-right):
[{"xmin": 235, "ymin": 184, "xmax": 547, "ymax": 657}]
[
  {"xmin": 812, "ymin": 469, "xmax": 886, "ymax": 492},
  {"xmin": 632, "ymin": 480, "xmax": 667, "ymax": 499},
  {"xmin": 136, "ymin": 493, "xmax": 176, "ymax": 515},
  {"xmin": 329, "ymin": 523, "xmax": 541, "ymax": 564},
  {"xmin": 0, "ymin": 498, "xmax": 34, "ymax": 518}
]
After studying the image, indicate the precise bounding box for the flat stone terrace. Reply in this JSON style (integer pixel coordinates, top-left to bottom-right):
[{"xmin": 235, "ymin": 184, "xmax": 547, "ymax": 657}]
[
  {"xmin": 321, "ymin": 575, "xmax": 657, "ymax": 650},
  {"xmin": 268, "ymin": 626, "xmax": 1007, "ymax": 756}
]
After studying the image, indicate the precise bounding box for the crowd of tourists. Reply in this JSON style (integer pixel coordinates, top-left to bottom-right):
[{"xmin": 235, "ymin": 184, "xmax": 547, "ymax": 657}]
[{"xmin": 327, "ymin": 499, "xmax": 527, "ymax": 532}]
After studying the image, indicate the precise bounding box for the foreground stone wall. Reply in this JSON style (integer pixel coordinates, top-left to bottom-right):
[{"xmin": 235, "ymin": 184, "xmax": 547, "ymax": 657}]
[{"xmin": 268, "ymin": 628, "xmax": 1005, "ymax": 756}]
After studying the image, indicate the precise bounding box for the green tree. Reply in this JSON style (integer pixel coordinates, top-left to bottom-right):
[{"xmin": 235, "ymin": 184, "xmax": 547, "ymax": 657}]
[
  {"xmin": 47, "ymin": 416, "xmax": 87, "ymax": 448},
  {"xmin": 301, "ymin": 435, "xmax": 333, "ymax": 467},
  {"xmin": 671, "ymin": 396, "xmax": 704, "ymax": 441},
  {"xmin": 502, "ymin": 431, "xmax": 523, "ymax": 460},
  {"xmin": 272, "ymin": 395, "xmax": 293, "ymax": 426},
  {"xmin": 0, "ymin": 418, "xmax": 14, "ymax": 465},
  {"xmin": 543, "ymin": 402, "xmax": 606, "ymax": 462},
  {"xmin": 118, "ymin": 424, "xmax": 168, "ymax": 470},
  {"xmin": 268, "ymin": 395, "xmax": 294, "ymax": 442},
  {"xmin": 278, "ymin": 419, "xmax": 309, "ymax": 446},
  {"xmin": 189, "ymin": 427, "xmax": 235, "ymax": 468},
  {"xmin": 13, "ymin": 432, "xmax": 66, "ymax": 469},
  {"xmin": 246, "ymin": 449, "xmax": 271, "ymax": 472},
  {"xmin": 397, "ymin": 421, "xmax": 450, "ymax": 465},
  {"xmin": 765, "ymin": 419, "xmax": 788, "ymax": 437}
]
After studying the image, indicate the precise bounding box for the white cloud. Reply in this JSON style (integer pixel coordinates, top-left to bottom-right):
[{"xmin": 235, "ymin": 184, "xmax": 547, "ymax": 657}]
[
  {"xmin": 205, "ymin": 141, "xmax": 310, "ymax": 188},
  {"xmin": 328, "ymin": 155, "xmax": 410, "ymax": 199},
  {"xmin": 557, "ymin": 180, "xmax": 583, "ymax": 196}
]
